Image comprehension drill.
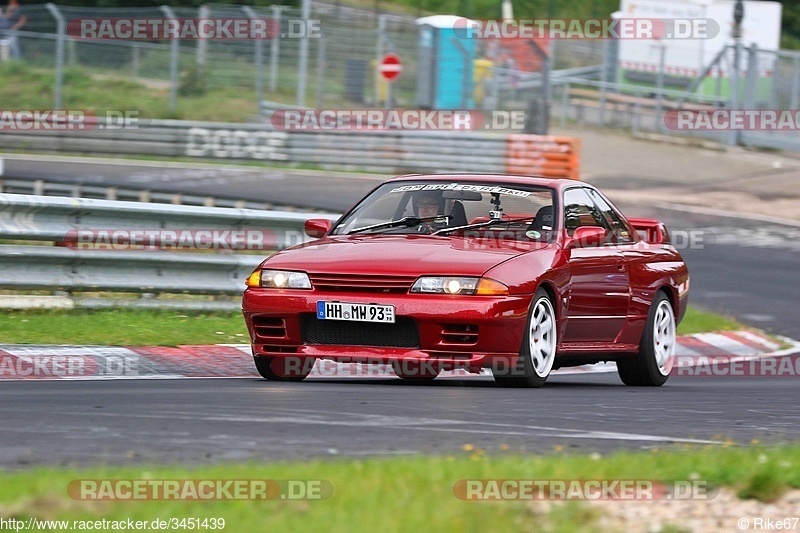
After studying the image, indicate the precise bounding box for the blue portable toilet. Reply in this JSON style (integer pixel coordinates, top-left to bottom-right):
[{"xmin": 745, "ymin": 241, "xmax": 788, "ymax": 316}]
[{"xmin": 415, "ymin": 15, "xmax": 477, "ymax": 109}]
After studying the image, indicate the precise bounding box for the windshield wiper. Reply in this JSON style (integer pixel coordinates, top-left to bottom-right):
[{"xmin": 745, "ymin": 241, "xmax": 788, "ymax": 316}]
[
  {"xmin": 432, "ymin": 216, "xmax": 536, "ymax": 236},
  {"xmin": 348, "ymin": 215, "xmax": 451, "ymax": 235}
]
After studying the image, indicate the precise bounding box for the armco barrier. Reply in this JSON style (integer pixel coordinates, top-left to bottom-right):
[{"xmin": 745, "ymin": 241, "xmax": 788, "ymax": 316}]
[
  {"xmin": 0, "ymin": 193, "xmax": 338, "ymax": 296},
  {"xmin": 0, "ymin": 119, "xmax": 582, "ymax": 178}
]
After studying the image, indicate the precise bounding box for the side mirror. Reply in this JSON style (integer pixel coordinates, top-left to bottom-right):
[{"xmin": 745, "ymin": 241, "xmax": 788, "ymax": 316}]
[
  {"xmin": 304, "ymin": 218, "xmax": 332, "ymax": 238},
  {"xmin": 565, "ymin": 226, "xmax": 607, "ymax": 249}
]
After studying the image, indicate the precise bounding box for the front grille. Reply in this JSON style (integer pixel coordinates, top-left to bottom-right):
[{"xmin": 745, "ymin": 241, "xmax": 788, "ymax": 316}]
[
  {"xmin": 308, "ymin": 273, "xmax": 416, "ymax": 293},
  {"xmin": 300, "ymin": 315, "xmax": 420, "ymax": 348}
]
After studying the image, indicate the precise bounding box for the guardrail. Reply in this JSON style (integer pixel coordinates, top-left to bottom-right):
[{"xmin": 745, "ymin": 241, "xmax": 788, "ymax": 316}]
[
  {"xmin": 0, "ymin": 177, "xmax": 310, "ymax": 212},
  {"xmin": 0, "ymin": 193, "xmax": 338, "ymax": 300},
  {"xmin": 0, "ymin": 119, "xmax": 582, "ymax": 178}
]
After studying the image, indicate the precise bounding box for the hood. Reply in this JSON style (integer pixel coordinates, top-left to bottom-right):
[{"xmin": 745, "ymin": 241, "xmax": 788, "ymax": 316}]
[{"xmin": 263, "ymin": 234, "xmax": 551, "ymax": 277}]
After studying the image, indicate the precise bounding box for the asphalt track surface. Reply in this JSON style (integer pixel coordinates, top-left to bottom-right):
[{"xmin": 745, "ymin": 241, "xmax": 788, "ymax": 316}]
[
  {"xmin": 1, "ymin": 374, "xmax": 799, "ymax": 467},
  {"xmin": 1, "ymin": 156, "xmax": 799, "ymax": 467}
]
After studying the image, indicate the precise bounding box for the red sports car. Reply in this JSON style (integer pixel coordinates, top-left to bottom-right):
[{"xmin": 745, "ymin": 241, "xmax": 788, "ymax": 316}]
[{"xmin": 242, "ymin": 174, "xmax": 689, "ymax": 387}]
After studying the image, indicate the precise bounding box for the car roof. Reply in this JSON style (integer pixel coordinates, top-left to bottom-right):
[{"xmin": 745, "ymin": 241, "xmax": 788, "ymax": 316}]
[{"xmin": 386, "ymin": 174, "xmax": 588, "ymax": 192}]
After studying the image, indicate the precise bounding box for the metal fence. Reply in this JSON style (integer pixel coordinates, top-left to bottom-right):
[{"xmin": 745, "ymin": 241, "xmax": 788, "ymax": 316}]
[
  {"xmin": 0, "ymin": 193, "xmax": 337, "ymax": 300},
  {"xmin": 4, "ymin": 2, "xmax": 604, "ymax": 120},
  {"xmin": 4, "ymin": 3, "xmax": 422, "ymax": 114},
  {"xmin": 4, "ymin": 3, "xmax": 800, "ymax": 152},
  {"xmin": 544, "ymin": 42, "xmax": 800, "ymax": 152}
]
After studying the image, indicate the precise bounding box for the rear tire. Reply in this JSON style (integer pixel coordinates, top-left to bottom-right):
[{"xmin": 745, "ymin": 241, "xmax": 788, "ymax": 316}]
[
  {"xmin": 493, "ymin": 288, "xmax": 557, "ymax": 388},
  {"xmin": 254, "ymin": 356, "xmax": 314, "ymax": 382},
  {"xmin": 617, "ymin": 291, "xmax": 675, "ymax": 386}
]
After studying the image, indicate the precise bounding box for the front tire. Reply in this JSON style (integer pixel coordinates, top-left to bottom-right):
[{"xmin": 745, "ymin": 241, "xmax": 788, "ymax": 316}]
[
  {"xmin": 254, "ymin": 356, "xmax": 314, "ymax": 382},
  {"xmin": 617, "ymin": 291, "xmax": 675, "ymax": 386},
  {"xmin": 493, "ymin": 288, "xmax": 557, "ymax": 388}
]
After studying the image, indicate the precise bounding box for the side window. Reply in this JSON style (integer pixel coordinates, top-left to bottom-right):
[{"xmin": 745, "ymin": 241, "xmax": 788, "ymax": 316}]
[
  {"xmin": 563, "ymin": 188, "xmax": 608, "ymax": 236},
  {"xmin": 587, "ymin": 190, "xmax": 633, "ymax": 244}
]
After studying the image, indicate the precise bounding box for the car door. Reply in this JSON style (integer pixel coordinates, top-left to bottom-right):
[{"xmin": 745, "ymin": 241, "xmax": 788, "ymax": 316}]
[
  {"xmin": 587, "ymin": 188, "xmax": 658, "ymax": 325},
  {"xmin": 562, "ymin": 187, "xmax": 631, "ymax": 343}
]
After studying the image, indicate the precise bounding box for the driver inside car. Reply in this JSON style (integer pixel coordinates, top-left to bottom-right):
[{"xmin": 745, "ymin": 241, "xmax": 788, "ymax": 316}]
[{"xmin": 412, "ymin": 191, "xmax": 449, "ymax": 234}]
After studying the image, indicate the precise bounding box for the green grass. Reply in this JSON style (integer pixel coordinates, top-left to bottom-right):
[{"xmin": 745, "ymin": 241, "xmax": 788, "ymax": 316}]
[
  {"xmin": 0, "ymin": 446, "xmax": 797, "ymax": 531},
  {"xmin": 0, "ymin": 62, "xmax": 260, "ymax": 122},
  {"xmin": 0, "ymin": 54, "xmax": 389, "ymax": 123},
  {"xmin": 0, "ymin": 305, "xmax": 747, "ymax": 346},
  {"xmin": 676, "ymin": 307, "xmax": 744, "ymax": 336},
  {"xmin": 0, "ymin": 309, "xmax": 248, "ymax": 346}
]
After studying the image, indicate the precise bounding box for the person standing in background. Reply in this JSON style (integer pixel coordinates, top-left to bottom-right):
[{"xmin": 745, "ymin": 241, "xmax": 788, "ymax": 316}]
[{"xmin": 2, "ymin": 0, "xmax": 26, "ymax": 59}]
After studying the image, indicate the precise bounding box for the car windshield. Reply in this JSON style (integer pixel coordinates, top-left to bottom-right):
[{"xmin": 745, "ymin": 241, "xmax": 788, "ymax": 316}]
[{"xmin": 331, "ymin": 180, "xmax": 557, "ymax": 241}]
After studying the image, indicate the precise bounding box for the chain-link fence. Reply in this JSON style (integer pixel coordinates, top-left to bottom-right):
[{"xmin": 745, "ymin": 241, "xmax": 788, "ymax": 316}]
[
  {"xmin": 1, "ymin": 3, "xmax": 425, "ymax": 118},
  {"xmin": 1, "ymin": 3, "xmax": 602, "ymax": 119},
  {"xmin": 3, "ymin": 4, "xmax": 800, "ymax": 151}
]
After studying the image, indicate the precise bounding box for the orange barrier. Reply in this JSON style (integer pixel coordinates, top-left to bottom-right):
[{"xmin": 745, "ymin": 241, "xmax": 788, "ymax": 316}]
[{"xmin": 504, "ymin": 134, "xmax": 581, "ymax": 180}]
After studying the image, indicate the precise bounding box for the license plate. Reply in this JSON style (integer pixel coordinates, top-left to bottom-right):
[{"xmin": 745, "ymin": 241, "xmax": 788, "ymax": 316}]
[{"xmin": 316, "ymin": 301, "xmax": 395, "ymax": 324}]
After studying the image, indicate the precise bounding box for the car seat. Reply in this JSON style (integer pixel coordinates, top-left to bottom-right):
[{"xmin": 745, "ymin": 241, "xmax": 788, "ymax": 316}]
[
  {"xmin": 449, "ymin": 200, "xmax": 468, "ymax": 227},
  {"xmin": 528, "ymin": 205, "xmax": 554, "ymax": 232}
]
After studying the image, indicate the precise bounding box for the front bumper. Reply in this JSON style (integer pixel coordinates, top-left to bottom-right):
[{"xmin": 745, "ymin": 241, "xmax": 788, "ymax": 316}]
[{"xmin": 242, "ymin": 288, "xmax": 532, "ymax": 371}]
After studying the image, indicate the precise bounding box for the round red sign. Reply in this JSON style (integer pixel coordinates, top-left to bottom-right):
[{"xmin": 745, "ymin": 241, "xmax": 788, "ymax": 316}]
[{"xmin": 379, "ymin": 53, "xmax": 402, "ymax": 82}]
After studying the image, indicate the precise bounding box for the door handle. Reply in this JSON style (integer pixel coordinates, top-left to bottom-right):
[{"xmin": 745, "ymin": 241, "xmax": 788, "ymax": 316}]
[{"xmin": 617, "ymin": 263, "xmax": 626, "ymax": 272}]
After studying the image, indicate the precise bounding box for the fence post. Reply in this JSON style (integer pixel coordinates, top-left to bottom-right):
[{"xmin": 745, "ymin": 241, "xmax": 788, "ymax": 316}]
[
  {"xmin": 197, "ymin": 5, "xmax": 208, "ymax": 76},
  {"xmin": 729, "ymin": 42, "xmax": 743, "ymax": 146},
  {"xmin": 791, "ymin": 55, "xmax": 800, "ymax": 111},
  {"xmin": 743, "ymin": 44, "xmax": 758, "ymax": 109},
  {"xmin": 45, "ymin": 4, "xmax": 65, "ymax": 110},
  {"xmin": 243, "ymin": 6, "xmax": 265, "ymax": 108},
  {"xmin": 160, "ymin": 6, "xmax": 180, "ymax": 114},
  {"xmin": 270, "ymin": 6, "xmax": 283, "ymax": 93},
  {"xmin": 297, "ymin": 0, "xmax": 311, "ymax": 107},
  {"xmin": 599, "ymin": 38, "xmax": 609, "ymax": 126},
  {"xmin": 525, "ymin": 39, "xmax": 550, "ymax": 135},
  {"xmin": 375, "ymin": 15, "xmax": 385, "ymax": 107},
  {"xmin": 315, "ymin": 36, "xmax": 326, "ymax": 108},
  {"xmin": 540, "ymin": 45, "xmax": 551, "ymax": 134},
  {"xmin": 655, "ymin": 41, "xmax": 665, "ymax": 134}
]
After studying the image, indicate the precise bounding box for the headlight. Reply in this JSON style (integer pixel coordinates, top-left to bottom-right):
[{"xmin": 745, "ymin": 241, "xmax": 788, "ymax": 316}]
[
  {"xmin": 410, "ymin": 276, "xmax": 509, "ymax": 295},
  {"xmin": 246, "ymin": 269, "xmax": 312, "ymax": 289}
]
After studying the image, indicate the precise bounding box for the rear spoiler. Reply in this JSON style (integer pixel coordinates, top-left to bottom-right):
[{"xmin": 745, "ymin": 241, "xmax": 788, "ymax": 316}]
[{"xmin": 628, "ymin": 218, "xmax": 670, "ymax": 244}]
